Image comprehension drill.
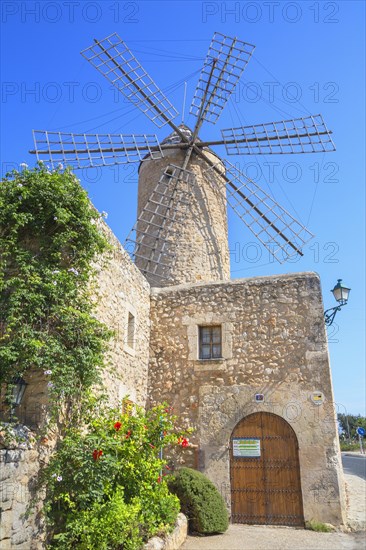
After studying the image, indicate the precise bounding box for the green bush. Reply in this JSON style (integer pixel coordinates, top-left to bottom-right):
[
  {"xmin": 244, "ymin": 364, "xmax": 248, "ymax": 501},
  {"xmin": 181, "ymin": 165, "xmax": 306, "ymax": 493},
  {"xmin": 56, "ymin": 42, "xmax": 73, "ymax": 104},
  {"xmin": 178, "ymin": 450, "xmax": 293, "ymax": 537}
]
[
  {"xmin": 340, "ymin": 441, "xmax": 361, "ymax": 452},
  {"xmin": 52, "ymin": 488, "xmax": 143, "ymax": 550},
  {"xmin": 168, "ymin": 467, "xmax": 229, "ymax": 535},
  {"xmin": 43, "ymin": 399, "xmax": 186, "ymax": 548}
]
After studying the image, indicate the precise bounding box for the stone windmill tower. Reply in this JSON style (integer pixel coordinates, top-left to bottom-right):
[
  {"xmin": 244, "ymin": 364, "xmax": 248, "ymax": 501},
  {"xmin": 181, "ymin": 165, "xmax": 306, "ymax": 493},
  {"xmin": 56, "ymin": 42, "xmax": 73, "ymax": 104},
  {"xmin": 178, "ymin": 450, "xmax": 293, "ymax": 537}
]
[
  {"xmin": 31, "ymin": 32, "xmax": 336, "ymax": 287},
  {"xmin": 134, "ymin": 125, "xmax": 230, "ymax": 286}
]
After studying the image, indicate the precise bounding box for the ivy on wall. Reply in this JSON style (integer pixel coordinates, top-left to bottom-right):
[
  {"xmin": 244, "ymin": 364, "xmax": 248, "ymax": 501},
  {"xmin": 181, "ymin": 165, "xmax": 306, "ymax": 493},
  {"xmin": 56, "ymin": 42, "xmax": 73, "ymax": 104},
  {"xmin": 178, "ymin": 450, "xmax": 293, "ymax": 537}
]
[{"xmin": 0, "ymin": 163, "xmax": 113, "ymax": 412}]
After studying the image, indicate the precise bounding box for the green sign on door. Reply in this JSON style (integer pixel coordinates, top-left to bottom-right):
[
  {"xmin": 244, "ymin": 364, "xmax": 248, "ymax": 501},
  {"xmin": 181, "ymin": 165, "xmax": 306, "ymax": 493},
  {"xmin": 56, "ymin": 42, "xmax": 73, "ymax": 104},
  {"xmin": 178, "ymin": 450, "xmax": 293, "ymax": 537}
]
[{"xmin": 232, "ymin": 437, "xmax": 261, "ymax": 457}]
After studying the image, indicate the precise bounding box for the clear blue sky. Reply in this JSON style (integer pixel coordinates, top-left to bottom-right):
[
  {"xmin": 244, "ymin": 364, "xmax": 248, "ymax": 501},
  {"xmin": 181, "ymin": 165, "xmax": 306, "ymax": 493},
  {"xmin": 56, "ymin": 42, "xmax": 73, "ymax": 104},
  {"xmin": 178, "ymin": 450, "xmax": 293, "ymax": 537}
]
[{"xmin": 1, "ymin": 1, "xmax": 365, "ymax": 415}]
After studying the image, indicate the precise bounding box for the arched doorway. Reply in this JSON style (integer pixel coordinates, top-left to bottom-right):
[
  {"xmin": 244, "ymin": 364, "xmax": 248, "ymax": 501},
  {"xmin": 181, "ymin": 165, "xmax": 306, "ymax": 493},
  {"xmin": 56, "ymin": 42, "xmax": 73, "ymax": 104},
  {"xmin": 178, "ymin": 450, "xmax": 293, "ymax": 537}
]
[{"xmin": 230, "ymin": 412, "xmax": 304, "ymax": 527}]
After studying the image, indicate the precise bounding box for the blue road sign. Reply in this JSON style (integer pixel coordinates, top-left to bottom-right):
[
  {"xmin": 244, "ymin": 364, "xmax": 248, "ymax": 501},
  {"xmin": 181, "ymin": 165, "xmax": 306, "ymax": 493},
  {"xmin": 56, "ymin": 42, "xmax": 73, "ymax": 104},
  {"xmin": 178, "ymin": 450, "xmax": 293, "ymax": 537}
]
[{"xmin": 356, "ymin": 427, "xmax": 366, "ymax": 436}]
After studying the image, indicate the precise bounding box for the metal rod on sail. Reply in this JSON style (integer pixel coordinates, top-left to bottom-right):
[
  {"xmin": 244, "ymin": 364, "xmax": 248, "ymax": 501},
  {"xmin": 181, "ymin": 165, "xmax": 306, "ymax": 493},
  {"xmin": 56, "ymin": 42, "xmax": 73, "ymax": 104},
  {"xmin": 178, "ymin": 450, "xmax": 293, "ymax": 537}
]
[
  {"xmin": 195, "ymin": 131, "xmax": 333, "ymax": 148},
  {"xmin": 191, "ymin": 144, "xmax": 303, "ymax": 256},
  {"xmin": 93, "ymin": 38, "xmax": 190, "ymax": 143}
]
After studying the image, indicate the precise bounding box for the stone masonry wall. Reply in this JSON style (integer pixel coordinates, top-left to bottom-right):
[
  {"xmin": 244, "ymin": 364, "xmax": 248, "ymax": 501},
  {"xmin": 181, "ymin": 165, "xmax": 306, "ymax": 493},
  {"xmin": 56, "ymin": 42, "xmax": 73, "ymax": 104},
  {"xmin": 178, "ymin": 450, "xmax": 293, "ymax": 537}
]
[
  {"xmin": 0, "ymin": 428, "xmax": 53, "ymax": 550},
  {"xmin": 0, "ymin": 221, "xmax": 151, "ymax": 549},
  {"xmin": 92, "ymin": 221, "xmax": 151, "ymax": 407},
  {"xmin": 147, "ymin": 272, "xmax": 346, "ymax": 526}
]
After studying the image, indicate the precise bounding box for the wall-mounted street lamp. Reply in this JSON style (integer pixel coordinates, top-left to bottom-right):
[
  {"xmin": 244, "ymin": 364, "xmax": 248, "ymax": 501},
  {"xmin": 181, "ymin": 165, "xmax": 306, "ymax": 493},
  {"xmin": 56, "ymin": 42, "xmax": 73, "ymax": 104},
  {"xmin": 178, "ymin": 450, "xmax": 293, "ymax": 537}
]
[
  {"xmin": 324, "ymin": 279, "xmax": 351, "ymax": 326},
  {"xmin": 10, "ymin": 377, "xmax": 28, "ymax": 419}
]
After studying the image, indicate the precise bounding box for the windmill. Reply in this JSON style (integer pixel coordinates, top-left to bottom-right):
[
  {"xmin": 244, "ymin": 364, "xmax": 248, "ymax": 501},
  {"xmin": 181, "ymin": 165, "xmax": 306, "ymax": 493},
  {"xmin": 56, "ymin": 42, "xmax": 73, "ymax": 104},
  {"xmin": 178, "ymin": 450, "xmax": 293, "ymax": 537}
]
[{"xmin": 30, "ymin": 32, "xmax": 335, "ymax": 287}]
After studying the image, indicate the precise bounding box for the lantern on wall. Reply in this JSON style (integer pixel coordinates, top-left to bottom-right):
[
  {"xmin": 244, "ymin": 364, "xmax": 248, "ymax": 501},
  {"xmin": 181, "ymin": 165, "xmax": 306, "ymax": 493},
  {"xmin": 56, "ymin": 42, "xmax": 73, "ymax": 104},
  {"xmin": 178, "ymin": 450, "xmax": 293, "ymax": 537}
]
[
  {"xmin": 324, "ymin": 279, "xmax": 351, "ymax": 326},
  {"xmin": 10, "ymin": 377, "xmax": 28, "ymax": 418}
]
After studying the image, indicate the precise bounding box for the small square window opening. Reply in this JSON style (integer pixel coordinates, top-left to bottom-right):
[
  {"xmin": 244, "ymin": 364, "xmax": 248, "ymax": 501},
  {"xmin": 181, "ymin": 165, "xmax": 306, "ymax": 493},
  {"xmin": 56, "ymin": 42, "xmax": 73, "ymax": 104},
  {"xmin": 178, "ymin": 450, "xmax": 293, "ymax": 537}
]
[{"xmin": 199, "ymin": 325, "xmax": 222, "ymax": 360}]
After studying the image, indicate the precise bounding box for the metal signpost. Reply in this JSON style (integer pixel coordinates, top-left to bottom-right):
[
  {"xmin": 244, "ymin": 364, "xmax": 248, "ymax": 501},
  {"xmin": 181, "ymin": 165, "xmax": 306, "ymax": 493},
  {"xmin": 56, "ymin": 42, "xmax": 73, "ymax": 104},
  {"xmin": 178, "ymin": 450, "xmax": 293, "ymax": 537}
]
[{"xmin": 356, "ymin": 427, "xmax": 365, "ymax": 454}]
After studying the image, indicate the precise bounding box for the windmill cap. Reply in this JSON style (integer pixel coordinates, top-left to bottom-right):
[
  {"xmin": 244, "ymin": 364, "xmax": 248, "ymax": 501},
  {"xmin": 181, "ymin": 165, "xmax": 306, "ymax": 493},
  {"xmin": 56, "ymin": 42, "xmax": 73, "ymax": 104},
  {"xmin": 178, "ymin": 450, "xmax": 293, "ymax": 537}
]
[
  {"xmin": 138, "ymin": 123, "xmax": 223, "ymax": 171},
  {"xmin": 160, "ymin": 123, "xmax": 222, "ymax": 161},
  {"xmin": 161, "ymin": 124, "xmax": 199, "ymax": 145}
]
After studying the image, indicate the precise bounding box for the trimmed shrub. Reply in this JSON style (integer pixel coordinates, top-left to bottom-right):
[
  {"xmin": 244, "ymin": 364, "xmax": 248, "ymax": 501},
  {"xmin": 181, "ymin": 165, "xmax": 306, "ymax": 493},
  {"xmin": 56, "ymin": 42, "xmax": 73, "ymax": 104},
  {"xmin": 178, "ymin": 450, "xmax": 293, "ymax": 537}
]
[{"xmin": 168, "ymin": 467, "xmax": 229, "ymax": 535}]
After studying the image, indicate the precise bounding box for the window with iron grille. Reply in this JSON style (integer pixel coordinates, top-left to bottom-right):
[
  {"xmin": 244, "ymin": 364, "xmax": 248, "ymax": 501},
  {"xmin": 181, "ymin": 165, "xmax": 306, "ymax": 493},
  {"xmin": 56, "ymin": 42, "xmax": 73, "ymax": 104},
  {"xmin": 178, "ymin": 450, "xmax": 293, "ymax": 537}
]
[{"xmin": 199, "ymin": 325, "xmax": 222, "ymax": 360}]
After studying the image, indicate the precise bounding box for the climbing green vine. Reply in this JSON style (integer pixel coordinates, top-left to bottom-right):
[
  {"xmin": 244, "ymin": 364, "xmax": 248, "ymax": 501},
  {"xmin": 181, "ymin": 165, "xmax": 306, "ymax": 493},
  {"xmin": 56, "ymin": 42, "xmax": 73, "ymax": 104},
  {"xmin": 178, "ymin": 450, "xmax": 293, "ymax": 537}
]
[{"xmin": 0, "ymin": 163, "xmax": 112, "ymax": 411}]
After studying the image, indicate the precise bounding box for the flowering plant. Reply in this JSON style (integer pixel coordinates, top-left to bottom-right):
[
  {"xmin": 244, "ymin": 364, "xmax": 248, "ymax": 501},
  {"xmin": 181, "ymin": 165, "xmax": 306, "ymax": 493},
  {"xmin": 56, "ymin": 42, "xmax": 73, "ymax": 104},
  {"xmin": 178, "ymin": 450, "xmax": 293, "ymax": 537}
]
[{"xmin": 43, "ymin": 397, "xmax": 190, "ymax": 548}]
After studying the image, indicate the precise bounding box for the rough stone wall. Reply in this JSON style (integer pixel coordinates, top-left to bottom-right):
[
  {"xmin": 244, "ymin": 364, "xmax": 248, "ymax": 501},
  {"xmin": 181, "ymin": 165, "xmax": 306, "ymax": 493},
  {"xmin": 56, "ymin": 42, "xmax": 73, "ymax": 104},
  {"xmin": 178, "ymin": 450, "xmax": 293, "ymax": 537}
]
[
  {"xmin": 0, "ymin": 427, "xmax": 52, "ymax": 550},
  {"xmin": 92, "ymin": 222, "xmax": 151, "ymax": 407},
  {"xmin": 147, "ymin": 272, "xmax": 346, "ymax": 526},
  {"xmin": 0, "ymin": 222, "xmax": 151, "ymax": 548},
  {"xmin": 137, "ymin": 148, "xmax": 230, "ymax": 287}
]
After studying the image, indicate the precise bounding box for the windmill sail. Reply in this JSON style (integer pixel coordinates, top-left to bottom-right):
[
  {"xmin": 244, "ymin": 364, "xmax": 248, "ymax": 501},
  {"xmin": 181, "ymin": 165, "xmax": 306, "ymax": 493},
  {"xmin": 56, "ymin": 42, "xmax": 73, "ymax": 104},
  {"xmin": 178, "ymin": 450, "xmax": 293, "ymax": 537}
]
[
  {"xmin": 81, "ymin": 33, "xmax": 179, "ymax": 128},
  {"xmin": 31, "ymin": 131, "xmax": 163, "ymax": 169},
  {"xmin": 221, "ymin": 115, "xmax": 335, "ymax": 155},
  {"xmin": 125, "ymin": 165, "xmax": 195, "ymax": 283},
  {"xmin": 190, "ymin": 32, "xmax": 255, "ymax": 125},
  {"xmin": 29, "ymin": 33, "xmax": 337, "ymax": 269},
  {"xmin": 204, "ymin": 160, "xmax": 314, "ymax": 263}
]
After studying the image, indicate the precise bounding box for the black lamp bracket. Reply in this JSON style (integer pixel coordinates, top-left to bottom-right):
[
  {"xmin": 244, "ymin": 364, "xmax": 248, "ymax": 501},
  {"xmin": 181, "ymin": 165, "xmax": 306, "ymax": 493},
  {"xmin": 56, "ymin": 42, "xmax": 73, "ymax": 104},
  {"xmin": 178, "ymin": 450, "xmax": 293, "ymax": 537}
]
[{"xmin": 324, "ymin": 303, "xmax": 345, "ymax": 326}]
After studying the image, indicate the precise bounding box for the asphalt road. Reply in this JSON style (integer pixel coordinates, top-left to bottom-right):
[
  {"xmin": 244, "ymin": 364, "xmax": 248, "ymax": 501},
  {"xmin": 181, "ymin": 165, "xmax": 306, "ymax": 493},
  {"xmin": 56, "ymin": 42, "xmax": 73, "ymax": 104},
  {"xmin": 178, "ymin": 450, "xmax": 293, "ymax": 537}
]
[{"xmin": 342, "ymin": 454, "xmax": 366, "ymax": 480}]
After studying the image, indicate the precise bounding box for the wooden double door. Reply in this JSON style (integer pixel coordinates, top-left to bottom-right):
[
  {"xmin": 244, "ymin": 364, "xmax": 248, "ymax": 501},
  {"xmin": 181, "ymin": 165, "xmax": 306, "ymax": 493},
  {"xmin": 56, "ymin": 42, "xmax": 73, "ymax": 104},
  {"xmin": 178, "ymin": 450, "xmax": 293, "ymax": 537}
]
[{"xmin": 230, "ymin": 412, "xmax": 304, "ymax": 527}]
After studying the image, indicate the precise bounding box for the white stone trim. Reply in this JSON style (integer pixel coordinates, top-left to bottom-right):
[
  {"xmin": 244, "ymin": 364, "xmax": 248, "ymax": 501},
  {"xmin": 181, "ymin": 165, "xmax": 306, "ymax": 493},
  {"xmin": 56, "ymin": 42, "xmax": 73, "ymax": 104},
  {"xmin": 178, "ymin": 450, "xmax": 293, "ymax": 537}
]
[{"xmin": 182, "ymin": 315, "xmax": 233, "ymax": 362}]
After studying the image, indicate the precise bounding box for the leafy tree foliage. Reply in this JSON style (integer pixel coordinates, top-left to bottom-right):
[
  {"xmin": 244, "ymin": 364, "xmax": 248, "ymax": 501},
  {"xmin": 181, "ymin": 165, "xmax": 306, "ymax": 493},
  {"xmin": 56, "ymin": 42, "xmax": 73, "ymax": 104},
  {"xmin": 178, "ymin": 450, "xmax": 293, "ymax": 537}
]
[{"xmin": 338, "ymin": 413, "xmax": 366, "ymax": 439}]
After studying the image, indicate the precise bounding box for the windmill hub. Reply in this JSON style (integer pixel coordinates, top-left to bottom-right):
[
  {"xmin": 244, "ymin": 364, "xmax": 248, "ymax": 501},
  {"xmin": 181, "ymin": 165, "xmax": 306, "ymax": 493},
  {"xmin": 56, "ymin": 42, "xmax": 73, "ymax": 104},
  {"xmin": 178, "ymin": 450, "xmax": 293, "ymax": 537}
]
[{"xmin": 161, "ymin": 124, "xmax": 195, "ymax": 146}]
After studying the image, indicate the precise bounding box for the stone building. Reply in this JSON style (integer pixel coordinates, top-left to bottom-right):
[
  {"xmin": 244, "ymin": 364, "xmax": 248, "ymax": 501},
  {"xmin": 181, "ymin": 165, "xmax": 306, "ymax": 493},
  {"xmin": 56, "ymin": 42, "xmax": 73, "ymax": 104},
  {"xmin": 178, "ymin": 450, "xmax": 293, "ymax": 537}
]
[
  {"xmin": 0, "ymin": 130, "xmax": 346, "ymax": 547},
  {"xmin": 148, "ymin": 273, "xmax": 346, "ymax": 526}
]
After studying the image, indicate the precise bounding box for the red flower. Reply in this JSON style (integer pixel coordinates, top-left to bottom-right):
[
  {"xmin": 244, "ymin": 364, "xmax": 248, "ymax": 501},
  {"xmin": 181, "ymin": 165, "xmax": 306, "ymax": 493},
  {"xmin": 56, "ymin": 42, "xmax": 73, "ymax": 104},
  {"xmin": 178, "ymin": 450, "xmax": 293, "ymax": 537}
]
[
  {"xmin": 149, "ymin": 443, "xmax": 155, "ymax": 448},
  {"xmin": 125, "ymin": 430, "xmax": 132, "ymax": 439},
  {"xmin": 114, "ymin": 421, "xmax": 122, "ymax": 431},
  {"xmin": 181, "ymin": 438, "xmax": 189, "ymax": 448},
  {"xmin": 157, "ymin": 475, "xmax": 162, "ymax": 483},
  {"xmin": 165, "ymin": 464, "xmax": 171, "ymax": 470},
  {"xmin": 92, "ymin": 449, "xmax": 103, "ymax": 461}
]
